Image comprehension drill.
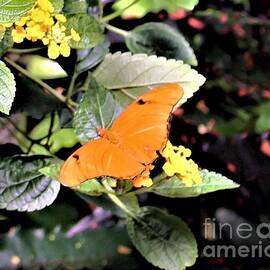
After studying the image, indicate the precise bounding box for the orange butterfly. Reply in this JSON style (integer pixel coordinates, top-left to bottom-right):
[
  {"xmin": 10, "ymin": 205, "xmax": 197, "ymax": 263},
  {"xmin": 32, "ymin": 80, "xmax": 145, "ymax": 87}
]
[{"xmin": 59, "ymin": 83, "xmax": 183, "ymax": 187}]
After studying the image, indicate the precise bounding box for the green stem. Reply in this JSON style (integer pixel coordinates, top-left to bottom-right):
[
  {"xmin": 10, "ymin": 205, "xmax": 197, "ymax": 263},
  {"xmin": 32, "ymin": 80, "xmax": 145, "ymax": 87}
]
[
  {"xmin": 3, "ymin": 56, "xmax": 78, "ymax": 110},
  {"xmin": 105, "ymin": 24, "xmax": 129, "ymax": 38},
  {"xmin": 8, "ymin": 47, "xmax": 44, "ymax": 54},
  {"xmin": 66, "ymin": 71, "xmax": 78, "ymax": 101},
  {"xmin": 102, "ymin": 180, "xmax": 137, "ymax": 219},
  {"xmin": 101, "ymin": 0, "xmax": 141, "ymax": 22},
  {"xmin": 98, "ymin": 0, "xmax": 103, "ymax": 18}
]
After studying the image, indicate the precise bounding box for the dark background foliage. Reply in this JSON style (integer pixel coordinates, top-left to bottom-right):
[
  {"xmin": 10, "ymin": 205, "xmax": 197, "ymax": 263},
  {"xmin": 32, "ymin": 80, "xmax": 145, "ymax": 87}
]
[{"xmin": 1, "ymin": 0, "xmax": 270, "ymax": 269}]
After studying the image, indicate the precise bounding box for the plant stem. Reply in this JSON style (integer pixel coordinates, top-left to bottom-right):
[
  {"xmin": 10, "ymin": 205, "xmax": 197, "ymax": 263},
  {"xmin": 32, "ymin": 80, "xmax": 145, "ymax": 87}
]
[
  {"xmin": 66, "ymin": 71, "xmax": 78, "ymax": 101},
  {"xmin": 98, "ymin": 0, "xmax": 103, "ymax": 19},
  {"xmin": 102, "ymin": 180, "xmax": 137, "ymax": 219},
  {"xmin": 3, "ymin": 56, "xmax": 78, "ymax": 110},
  {"xmin": 104, "ymin": 24, "xmax": 129, "ymax": 38},
  {"xmin": 101, "ymin": 0, "xmax": 141, "ymax": 22},
  {"xmin": 8, "ymin": 47, "xmax": 44, "ymax": 54}
]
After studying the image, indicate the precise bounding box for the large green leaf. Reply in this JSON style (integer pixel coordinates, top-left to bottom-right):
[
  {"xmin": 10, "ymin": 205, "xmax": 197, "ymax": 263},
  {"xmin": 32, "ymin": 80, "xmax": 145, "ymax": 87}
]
[
  {"xmin": 0, "ymin": 155, "xmax": 60, "ymax": 212},
  {"xmin": 0, "ymin": 60, "xmax": 16, "ymax": 114},
  {"xmin": 73, "ymin": 74, "xmax": 122, "ymax": 143},
  {"xmin": 94, "ymin": 52, "xmax": 205, "ymax": 108},
  {"xmin": 0, "ymin": 0, "xmax": 35, "ymax": 23},
  {"xmin": 113, "ymin": 0, "xmax": 199, "ymax": 19},
  {"xmin": 127, "ymin": 206, "xmax": 197, "ymax": 270},
  {"xmin": 126, "ymin": 22, "xmax": 197, "ymax": 66},
  {"xmin": 150, "ymin": 169, "xmax": 239, "ymax": 198},
  {"xmin": 0, "ymin": 227, "xmax": 141, "ymax": 270},
  {"xmin": 66, "ymin": 14, "xmax": 105, "ymax": 49}
]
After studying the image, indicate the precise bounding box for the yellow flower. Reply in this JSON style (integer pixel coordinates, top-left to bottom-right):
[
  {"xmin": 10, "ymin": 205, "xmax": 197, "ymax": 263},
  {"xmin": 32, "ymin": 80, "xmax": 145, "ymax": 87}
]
[
  {"xmin": 42, "ymin": 37, "xmax": 49, "ymax": 45},
  {"xmin": 15, "ymin": 16, "xmax": 29, "ymax": 26},
  {"xmin": 55, "ymin": 14, "xmax": 67, "ymax": 23},
  {"xmin": 30, "ymin": 8, "xmax": 47, "ymax": 22},
  {"xmin": 162, "ymin": 141, "xmax": 202, "ymax": 187},
  {"xmin": 59, "ymin": 41, "xmax": 70, "ymax": 57},
  {"xmin": 37, "ymin": 0, "xmax": 54, "ymax": 12},
  {"xmin": 11, "ymin": 26, "xmax": 26, "ymax": 43},
  {"xmin": 71, "ymin": 28, "xmax": 80, "ymax": 42},
  {"xmin": 48, "ymin": 41, "xmax": 60, "ymax": 59},
  {"xmin": 26, "ymin": 24, "xmax": 45, "ymax": 41}
]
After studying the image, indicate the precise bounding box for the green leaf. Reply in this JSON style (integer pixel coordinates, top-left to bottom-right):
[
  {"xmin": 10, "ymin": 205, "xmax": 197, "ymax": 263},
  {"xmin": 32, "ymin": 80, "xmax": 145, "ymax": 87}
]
[
  {"xmin": 26, "ymin": 55, "xmax": 68, "ymax": 80},
  {"xmin": 255, "ymin": 114, "xmax": 270, "ymax": 134},
  {"xmin": 0, "ymin": 60, "xmax": 16, "ymax": 115},
  {"xmin": 127, "ymin": 206, "xmax": 197, "ymax": 270},
  {"xmin": 39, "ymin": 159, "xmax": 62, "ymax": 180},
  {"xmin": 63, "ymin": 0, "xmax": 88, "ymax": 14},
  {"xmin": 0, "ymin": 227, "xmax": 141, "ymax": 270},
  {"xmin": 0, "ymin": 28, "xmax": 13, "ymax": 57},
  {"xmin": 94, "ymin": 52, "xmax": 205, "ymax": 108},
  {"xmin": 121, "ymin": 193, "xmax": 140, "ymax": 213},
  {"xmin": 76, "ymin": 41, "xmax": 110, "ymax": 74},
  {"xmin": 73, "ymin": 74, "xmax": 122, "ymax": 143},
  {"xmin": 48, "ymin": 128, "xmax": 79, "ymax": 153},
  {"xmin": 66, "ymin": 14, "xmax": 105, "ymax": 49},
  {"xmin": 29, "ymin": 113, "xmax": 60, "ymax": 140},
  {"xmin": 150, "ymin": 169, "xmax": 239, "ymax": 198},
  {"xmin": 113, "ymin": 0, "xmax": 199, "ymax": 19},
  {"xmin": 51, "ymin": 0, "xmax": 64, "ymax": 12},
  {"xmin": 126, "ymin": 22, "xmax": 197, "ymax": 66},
  {"xmin": 0, "ymin": 0, "xmax": 35, "ymax": 23},
  {"xmin": 74, "ymin": 179, "xmax": 108, "ymax": 196},
  {"xmin": 253, "ymin": 101, "xmax": 270, "ymax": 115},
  {"xmin": 0, "ymin": 155, "xmax": 60, "ymax": 212}
]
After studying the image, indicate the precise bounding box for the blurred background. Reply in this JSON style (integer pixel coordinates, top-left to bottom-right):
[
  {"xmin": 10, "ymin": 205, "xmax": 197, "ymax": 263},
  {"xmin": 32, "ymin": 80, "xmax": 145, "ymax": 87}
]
[{"xmin": 1, "ymin": 0, "xmax": 270, "ymax": 269}]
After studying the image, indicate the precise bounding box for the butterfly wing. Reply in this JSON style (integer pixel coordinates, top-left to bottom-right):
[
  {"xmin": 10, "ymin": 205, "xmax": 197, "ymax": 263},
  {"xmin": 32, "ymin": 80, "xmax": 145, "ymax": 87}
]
[
  {"xmin": 111, "ymin": 83, "xmax": 184, "ymax": 164},
  {"xmin": 59, "ymin": 138, "xmax": 145, "ymax": 186},
  {"xmin": 59, "ymin": 83, "xmax": 183, "ymax": 186}
]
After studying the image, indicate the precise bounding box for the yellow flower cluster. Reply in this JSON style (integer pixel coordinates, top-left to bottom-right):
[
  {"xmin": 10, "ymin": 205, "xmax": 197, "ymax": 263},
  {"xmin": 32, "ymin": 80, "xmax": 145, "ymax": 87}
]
[
  {"xmin": 162, "ymin": 141, "xmax": 202, "ymax": 187},
  {"xmin": 10, "ymin": 0, "xmax": 80, "ymax": 59}
]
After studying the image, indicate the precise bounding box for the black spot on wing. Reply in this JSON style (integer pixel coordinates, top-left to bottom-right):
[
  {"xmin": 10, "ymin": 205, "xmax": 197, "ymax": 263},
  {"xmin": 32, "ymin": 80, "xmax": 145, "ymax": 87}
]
[
  {"xmin": 73, "ymin": 154, "xmax": 79, "ymax": 160},
  {"xmin": 137, "ymin": 99, "xmax": 146, "ymax": 105}
]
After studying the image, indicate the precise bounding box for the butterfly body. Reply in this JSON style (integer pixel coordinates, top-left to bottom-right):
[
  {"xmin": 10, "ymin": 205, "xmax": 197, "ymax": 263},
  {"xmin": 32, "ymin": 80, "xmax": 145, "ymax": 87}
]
[{"xmin": 59, "ymin": 83, "xmax": 183, "ymax": 186}]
